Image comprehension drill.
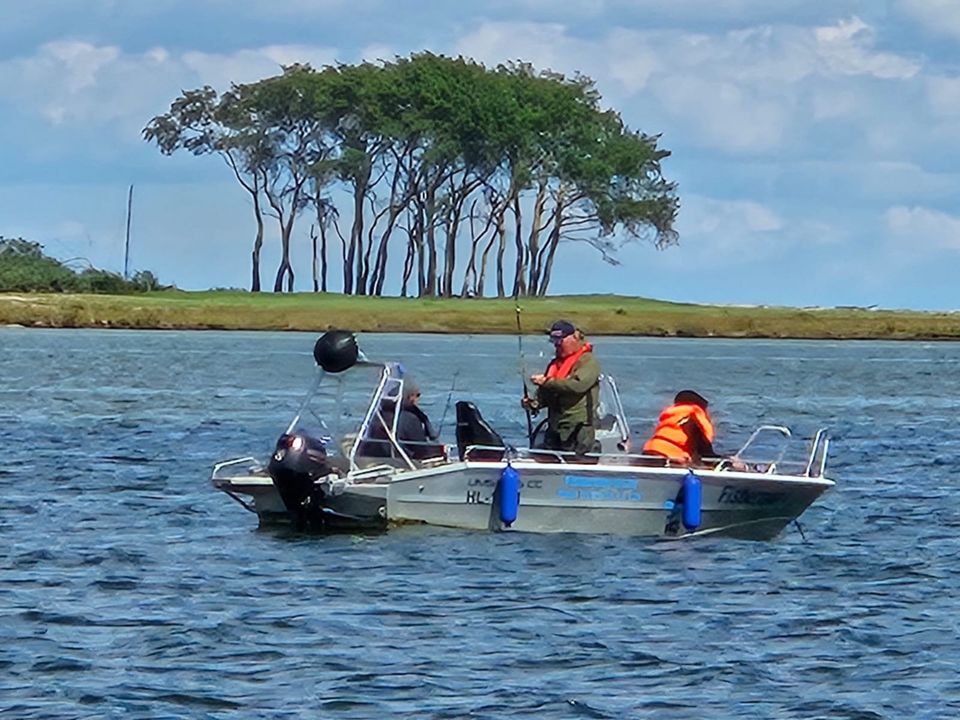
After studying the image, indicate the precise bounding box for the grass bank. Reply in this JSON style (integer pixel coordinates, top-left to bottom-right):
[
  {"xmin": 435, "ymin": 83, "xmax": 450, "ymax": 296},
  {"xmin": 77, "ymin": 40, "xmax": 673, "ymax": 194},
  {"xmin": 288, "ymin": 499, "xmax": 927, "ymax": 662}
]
[{"xmin": 1, "ymin": 291, "xmax": 959, "ymax": 340}]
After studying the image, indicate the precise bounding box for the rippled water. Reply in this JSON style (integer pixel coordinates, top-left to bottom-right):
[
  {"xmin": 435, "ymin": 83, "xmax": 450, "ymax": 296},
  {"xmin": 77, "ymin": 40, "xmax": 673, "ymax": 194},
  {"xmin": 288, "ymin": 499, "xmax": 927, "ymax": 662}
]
[{"xmin": 2, "ymin": 328, "xmax": 959, "ymax": 718}]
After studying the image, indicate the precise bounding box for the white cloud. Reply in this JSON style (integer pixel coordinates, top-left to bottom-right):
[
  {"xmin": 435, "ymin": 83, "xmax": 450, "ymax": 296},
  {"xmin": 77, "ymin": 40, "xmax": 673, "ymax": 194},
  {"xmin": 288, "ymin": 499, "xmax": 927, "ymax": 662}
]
[
  {"xmin": 455, "ymin": 22, "xmax": 584, "ymax": 79},
  {"xmin": 673, "ymin": 196, "xmax": 784, "ymax": 261},
  {"xmin": 181, "ymin": 45, "xmax": 338, "ymax": 91},
  {"xmin": 885, "ymin": 205, "xmax": 960, "ymax": 251},
  {"xmin": 0, "ymin": 41, "xmax": 338, "ymax": 135},
  {"xmin": 653, "ymin": 75, "xmax": 789, "ymax": 152},
  {"xmin": 815, "ymin": 16, "xmax": 919, "ymax": 79},
  {"xmin": 896, "ymin": 0, "xmax": 960, "ymax": 40},
  {"xmin": 455, "ymin": 17, "xmax": 921, "ymax": 154}
]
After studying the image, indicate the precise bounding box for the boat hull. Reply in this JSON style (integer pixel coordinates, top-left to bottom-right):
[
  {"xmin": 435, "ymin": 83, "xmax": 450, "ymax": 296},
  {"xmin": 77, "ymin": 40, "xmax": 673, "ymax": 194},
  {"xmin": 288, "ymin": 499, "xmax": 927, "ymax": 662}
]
[
  {"xmin": 215, "ymin": 459, "xmax": 833, "ymax": 540},
  {"xmin": 382, "ymin": 460, "xmax": 831, "ymax": 540}
]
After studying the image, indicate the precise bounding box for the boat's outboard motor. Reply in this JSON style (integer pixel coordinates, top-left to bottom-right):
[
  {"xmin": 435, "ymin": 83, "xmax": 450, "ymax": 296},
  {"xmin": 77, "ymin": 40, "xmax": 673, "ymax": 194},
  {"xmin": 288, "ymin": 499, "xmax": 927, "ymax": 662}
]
[
  {"xmin": 268, "ymin": 331, "xmax": 360, "ymax": 528},
  {"xmin": 455, "ymin": 401, "xmax": 506, "ymax": 461},
  {"xmin": 268, "ymin": 432, "xmax": 334, "ymax": 522}
]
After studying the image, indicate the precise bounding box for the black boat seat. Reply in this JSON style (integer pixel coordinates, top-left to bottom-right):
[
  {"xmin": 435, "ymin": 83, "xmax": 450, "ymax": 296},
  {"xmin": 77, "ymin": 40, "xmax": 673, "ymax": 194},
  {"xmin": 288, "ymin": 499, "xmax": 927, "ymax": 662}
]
[{"xmin": 455, "ymin": 401, "xmax": 506, "ymax": 461}]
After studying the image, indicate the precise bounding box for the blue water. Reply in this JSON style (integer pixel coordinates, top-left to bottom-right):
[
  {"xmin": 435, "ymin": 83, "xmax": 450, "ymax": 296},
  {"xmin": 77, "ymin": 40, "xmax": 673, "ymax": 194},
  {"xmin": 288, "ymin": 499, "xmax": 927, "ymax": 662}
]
[{"xmin": 1, "ymin": 328, "xmax": 959, "ymax": 718}]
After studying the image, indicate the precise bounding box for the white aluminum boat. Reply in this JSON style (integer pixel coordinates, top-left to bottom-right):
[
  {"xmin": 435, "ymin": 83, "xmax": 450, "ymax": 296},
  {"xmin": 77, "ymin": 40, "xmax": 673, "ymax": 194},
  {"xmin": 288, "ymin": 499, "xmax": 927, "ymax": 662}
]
[{"xmin": 212, "ymin": 332, "xmax": 834, "ymax": 540}]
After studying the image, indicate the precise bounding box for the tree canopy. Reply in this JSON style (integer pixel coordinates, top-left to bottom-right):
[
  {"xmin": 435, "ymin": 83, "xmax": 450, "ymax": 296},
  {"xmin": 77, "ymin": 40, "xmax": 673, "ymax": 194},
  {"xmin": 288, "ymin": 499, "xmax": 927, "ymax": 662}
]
[{"xmin": 144, "ymin": 53, "xmax": 679, "ymax": 296}]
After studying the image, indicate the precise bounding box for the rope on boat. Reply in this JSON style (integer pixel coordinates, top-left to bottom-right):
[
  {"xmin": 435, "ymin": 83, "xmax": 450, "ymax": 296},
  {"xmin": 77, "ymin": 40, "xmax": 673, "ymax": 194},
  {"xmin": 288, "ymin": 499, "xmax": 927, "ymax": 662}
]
[{"xmin": 223, "ymin": 489, "xmax": 258, "ymax": 514}]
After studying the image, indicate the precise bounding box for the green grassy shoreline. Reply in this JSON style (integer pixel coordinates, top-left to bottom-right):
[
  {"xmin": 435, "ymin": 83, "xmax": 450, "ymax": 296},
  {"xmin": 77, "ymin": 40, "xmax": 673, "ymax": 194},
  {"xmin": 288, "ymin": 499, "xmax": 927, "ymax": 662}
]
[{"xmin": 2, "ymin": 291, "xmax": 959, "ymax": 340}]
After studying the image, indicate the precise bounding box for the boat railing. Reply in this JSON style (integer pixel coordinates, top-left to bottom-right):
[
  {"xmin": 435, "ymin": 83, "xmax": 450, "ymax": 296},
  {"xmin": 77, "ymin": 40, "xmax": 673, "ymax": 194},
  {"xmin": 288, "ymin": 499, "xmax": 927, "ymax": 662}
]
[
  {"xmin": 461, "ymin": 425, "xmax": 831, "ymax": 477},
  {"xmin": 803, "ymin": 428, "xmax": 830, "ymax": 478},
  {"xmin": 729, "ymin": 425, "xmax": 831, "ymax": 478},
  {"xmin": 462, "ymin": 444, "xmax": 713, "ymax": 468},
  {"xmin": 211, "ymin": 456, "xmax": 265, "ymax": 483}
]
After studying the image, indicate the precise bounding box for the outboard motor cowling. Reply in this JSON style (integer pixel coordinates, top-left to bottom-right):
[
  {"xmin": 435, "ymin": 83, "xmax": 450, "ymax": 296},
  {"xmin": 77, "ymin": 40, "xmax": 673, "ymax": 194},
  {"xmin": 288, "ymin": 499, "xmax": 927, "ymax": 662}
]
[{"xmin": 268, "ymin": 432, "xmax": 334, "ymax": 518}]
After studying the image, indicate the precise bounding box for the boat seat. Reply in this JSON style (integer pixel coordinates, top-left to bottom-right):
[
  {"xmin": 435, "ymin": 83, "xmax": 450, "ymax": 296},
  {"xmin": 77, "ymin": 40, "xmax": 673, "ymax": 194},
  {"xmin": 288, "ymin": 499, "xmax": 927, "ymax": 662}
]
[{"xmin": 455, "ymin": 401, "xmax": 506, "ymax": 461}]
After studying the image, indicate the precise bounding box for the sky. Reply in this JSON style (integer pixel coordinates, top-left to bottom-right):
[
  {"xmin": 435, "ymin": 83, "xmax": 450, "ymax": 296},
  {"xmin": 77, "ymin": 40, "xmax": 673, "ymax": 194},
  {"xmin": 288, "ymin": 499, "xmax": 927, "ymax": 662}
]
[{"xmin": 1, "ymin": 0, "xmax": 959, "ymax": 310}]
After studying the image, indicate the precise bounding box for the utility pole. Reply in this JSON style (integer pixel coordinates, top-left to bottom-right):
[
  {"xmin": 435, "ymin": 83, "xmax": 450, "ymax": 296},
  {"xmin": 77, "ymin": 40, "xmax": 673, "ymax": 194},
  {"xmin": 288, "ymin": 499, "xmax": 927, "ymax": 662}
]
[{"xmin": 124, "ymin": 184, "xmax": 134, "ymax": 280}]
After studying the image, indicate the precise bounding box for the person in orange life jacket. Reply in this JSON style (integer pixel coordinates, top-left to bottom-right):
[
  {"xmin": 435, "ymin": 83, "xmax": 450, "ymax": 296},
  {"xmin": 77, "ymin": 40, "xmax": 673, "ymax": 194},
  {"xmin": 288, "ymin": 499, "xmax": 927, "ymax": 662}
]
[
  {"xmin": 642, "ymin": 390, "xmax": 718, "ymax": 465},
  {"xmin": 521, "ymin": 319, "xmax": 602, "ymax": 454}
]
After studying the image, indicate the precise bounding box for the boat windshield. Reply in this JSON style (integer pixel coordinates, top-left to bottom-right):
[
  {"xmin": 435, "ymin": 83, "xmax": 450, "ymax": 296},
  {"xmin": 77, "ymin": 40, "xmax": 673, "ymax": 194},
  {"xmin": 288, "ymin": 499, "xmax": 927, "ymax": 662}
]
[{"xmin": 284, "ymin": 362, "xmax": 392, "ymax": 460}]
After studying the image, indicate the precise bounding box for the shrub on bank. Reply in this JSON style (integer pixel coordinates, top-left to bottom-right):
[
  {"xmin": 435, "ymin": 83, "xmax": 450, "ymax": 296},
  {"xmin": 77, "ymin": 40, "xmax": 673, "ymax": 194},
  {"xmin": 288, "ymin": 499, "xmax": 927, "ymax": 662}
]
[{"xmin": 0, "ymin": 237, "xmax": 165, "ymax": 294}]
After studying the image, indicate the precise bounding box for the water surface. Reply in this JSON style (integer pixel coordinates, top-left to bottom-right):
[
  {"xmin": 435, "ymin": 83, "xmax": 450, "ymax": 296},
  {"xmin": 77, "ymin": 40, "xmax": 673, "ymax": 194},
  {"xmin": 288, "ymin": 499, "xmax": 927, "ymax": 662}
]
[{"xmin": 1, "ymin": 329, "xmax": 958, "ymax": 718}]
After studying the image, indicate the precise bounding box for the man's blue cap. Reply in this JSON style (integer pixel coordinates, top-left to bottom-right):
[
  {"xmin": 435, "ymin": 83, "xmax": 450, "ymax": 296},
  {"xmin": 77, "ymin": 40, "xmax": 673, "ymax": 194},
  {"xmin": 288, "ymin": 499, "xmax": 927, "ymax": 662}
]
[{"xmin": 549, "ymin": 320, "xmax": 576, "ymax": 340}]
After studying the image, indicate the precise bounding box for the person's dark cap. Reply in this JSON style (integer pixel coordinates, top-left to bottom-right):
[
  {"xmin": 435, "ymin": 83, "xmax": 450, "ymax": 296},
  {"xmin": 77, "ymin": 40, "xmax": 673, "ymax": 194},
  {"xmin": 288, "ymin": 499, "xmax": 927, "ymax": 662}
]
[
  {"xmin": 674, "ymin": 389, "xmax": 708, "ymax": 408},
  {"xmin": 548, "ymin": 320, "xmax": 576, "ymax": 340},
  {"xmin": 404, "ymin": 377, "xmax": 421, "ymax": 398}
]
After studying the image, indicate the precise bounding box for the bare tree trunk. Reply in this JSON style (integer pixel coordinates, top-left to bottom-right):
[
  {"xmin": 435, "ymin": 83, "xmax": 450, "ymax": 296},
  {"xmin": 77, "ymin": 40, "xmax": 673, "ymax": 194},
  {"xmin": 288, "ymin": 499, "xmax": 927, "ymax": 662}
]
[
  {"xmin": 493, "ymin": 198, "xmax": 510, "ymax": 298},
  {"xmin": 250, "ymin": 192, "xmax": 265, "ymax": 293},
  {"xmin": 461, "ymin": 198, "xmax": 490, "ymax": 298},
  {"xmin": 335, "ymin": 217, "xmax": 348, "ymax": 293},
  {"xmin": 352, "ymin": 186, "xmax": 367, "ymax": 295},
  {"xmin": 424, "ymin": 184, "xmax": 438, "ymax": 297},
  {"xmin": 360, "ymin": 195, "xmax": 387, "ymax": 295},
  {"xmin": 416, "ymin": 206, "xmax": 426, "ymax": 297},
  {"xmin": 273, "ymin": 243, "xmax": 291, "ymax": 292},
  {"xmin": 319, "ymin": 219, "xmax": 329, "ymax": 293},
  {"xmin": 401, "ymin": 223, "xmax": 415, "ymax": 297},
  {"xmin": 345, "ymin": 175, "xmax": 367, "ymax": 295},
  {"xmin": 441, "ymin": 199, "xmax": 463, "ymax": 298},
  {"xmin": 274, "ymin": 209, "xmax": 297, "ymax": 292},
  {"xmin": 538, "ymin": 208, "xmax": 564, "ymax": 296},
  {"xmin": 369, "ymin": 203, "xmax": 403, "ymax": 296},
  {"xmin": 225, "ymin": 159, "xmax": 264, "ymax": 293},
  {"xmin": 534, "ymin": 188, "xmax": 569, "ymax": 296},
  {"xmin": 310, "ymin": 223, "xmax": 319, "ymax": 292},
  {"xmin": 526, "ymin": 179, "xmax": 548, "ymax": 296},
  {"xmin": 511, "ymin": 194, "xmax": 526, "ymax": 297}
]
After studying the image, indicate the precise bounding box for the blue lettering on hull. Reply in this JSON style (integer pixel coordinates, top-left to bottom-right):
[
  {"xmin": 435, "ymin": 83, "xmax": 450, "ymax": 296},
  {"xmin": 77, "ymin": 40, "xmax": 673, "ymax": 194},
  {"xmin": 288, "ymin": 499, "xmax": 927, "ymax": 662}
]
[{"xmin": 557, "ymin": 475, "xmax": 643, "ymax": 502}]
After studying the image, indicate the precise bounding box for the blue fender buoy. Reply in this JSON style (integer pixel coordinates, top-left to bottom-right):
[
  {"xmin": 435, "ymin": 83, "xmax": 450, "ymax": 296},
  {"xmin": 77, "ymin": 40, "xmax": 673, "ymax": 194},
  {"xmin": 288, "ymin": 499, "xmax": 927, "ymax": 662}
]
[
  {"xmin": 681, "ymin": 470, "xmax": 702, "ymax": 531},
  {"xmin": 498, "ymin": 463, "xmax": 521, "ymax": 526}
]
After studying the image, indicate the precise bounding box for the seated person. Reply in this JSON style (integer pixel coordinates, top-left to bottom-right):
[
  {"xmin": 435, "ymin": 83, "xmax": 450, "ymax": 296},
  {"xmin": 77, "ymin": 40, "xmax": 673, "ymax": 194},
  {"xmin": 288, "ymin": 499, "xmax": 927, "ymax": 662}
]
[
  {"xmin": 642, "ymin": 390, "xmax": 718, "ymax": 466},
  {"xmin": 363, "ymin": 377, "xmax": 445, "ymax": 460}
]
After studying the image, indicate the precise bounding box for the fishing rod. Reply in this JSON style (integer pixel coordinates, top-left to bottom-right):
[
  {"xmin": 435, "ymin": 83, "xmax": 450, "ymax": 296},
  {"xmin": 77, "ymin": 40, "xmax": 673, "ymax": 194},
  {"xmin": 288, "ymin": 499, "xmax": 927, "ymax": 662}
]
[
  {"xmin": 437, "ymin": 340, "xmax": 466, "ymax": 437},
  {"xmin": 515, "ymin": 301, "xmax": 535, "ymax": 444}
]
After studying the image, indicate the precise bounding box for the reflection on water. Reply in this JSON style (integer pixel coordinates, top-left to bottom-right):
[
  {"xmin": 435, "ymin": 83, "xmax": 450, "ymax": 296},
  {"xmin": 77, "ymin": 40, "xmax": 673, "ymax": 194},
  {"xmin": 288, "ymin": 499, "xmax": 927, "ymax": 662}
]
[{"xmin": 1, "ymin": 328, "xmax": 959, "ymax": 717}]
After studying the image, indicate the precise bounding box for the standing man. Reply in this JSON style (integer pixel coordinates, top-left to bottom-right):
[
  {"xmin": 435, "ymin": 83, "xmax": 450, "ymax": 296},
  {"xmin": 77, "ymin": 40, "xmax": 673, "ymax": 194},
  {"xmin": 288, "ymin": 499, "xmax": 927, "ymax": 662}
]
[{"xmin": 522, "ymin": 320, "xmax": 601, "ymax": 455}]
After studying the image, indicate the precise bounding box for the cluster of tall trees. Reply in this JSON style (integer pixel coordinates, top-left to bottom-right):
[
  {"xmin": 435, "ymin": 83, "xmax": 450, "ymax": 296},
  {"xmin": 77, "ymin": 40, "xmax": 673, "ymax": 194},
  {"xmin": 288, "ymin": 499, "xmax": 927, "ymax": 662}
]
[{"xmin": 144, "ymin": 53, "xmax": 679, "ymax": 296}]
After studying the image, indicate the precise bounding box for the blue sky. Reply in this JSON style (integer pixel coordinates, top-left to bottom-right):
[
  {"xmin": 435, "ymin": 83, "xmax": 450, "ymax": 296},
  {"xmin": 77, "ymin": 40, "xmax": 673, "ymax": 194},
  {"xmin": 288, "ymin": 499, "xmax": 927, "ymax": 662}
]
[{"xmin": 1, "ymin": 0, "xmax": 958, "ymax": 309}]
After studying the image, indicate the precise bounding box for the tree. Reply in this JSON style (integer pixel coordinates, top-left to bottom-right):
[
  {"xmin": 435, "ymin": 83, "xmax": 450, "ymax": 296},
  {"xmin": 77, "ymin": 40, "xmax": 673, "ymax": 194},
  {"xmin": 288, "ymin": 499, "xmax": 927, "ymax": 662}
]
[
  {"xmin": 0, "ymin": 237, "xmax": 163, "ymax": 293},
  {"xmin": 145, "ymin": 54, "xmax": 679, "ymax": 297},
  {"xmin": 143, "ymin": 86, "xmax": 271, "ymax": 292}
]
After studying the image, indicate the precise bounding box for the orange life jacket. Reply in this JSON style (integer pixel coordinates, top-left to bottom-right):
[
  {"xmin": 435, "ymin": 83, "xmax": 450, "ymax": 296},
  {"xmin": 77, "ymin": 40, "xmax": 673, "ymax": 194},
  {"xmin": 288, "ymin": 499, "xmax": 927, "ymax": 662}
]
[
  {"xmin": 642, "ymin": 403, "xmax": 715, "ymax": 461},
  {"xmin": 545, "ymin": 344, "xmax": 592, "ymax": 380}
]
